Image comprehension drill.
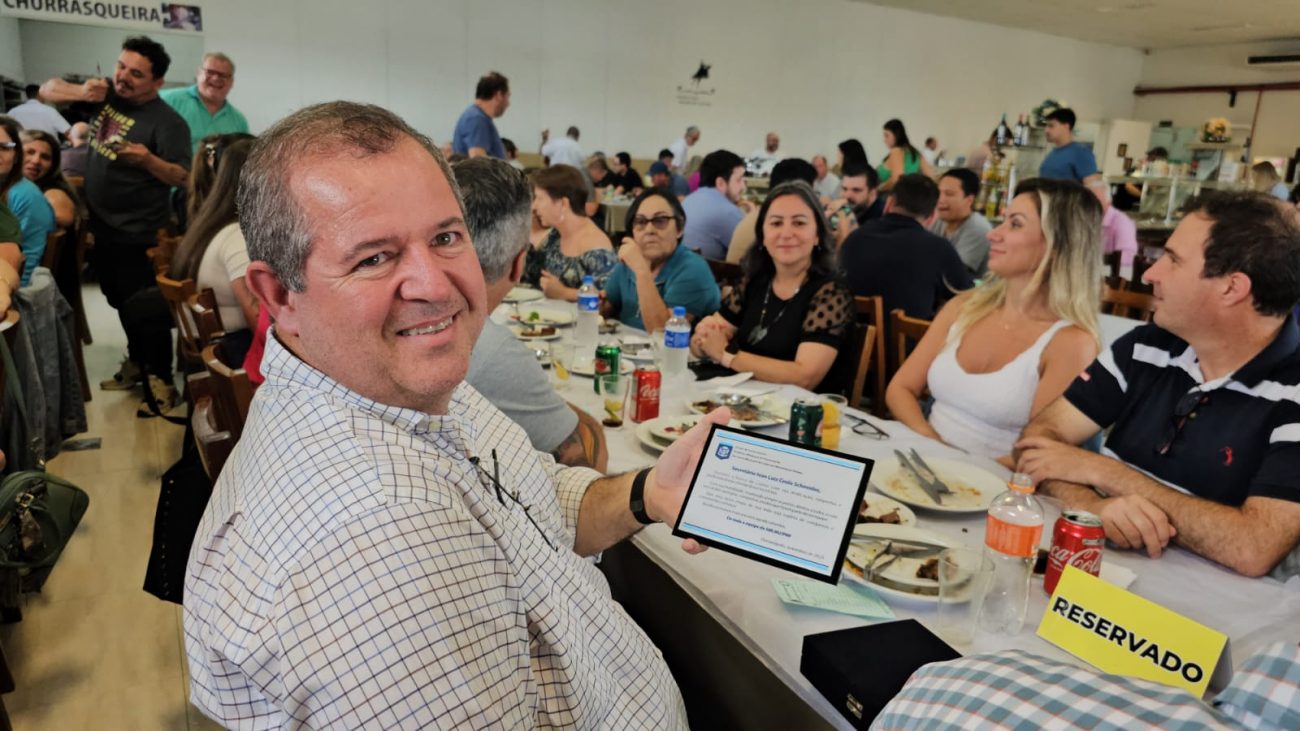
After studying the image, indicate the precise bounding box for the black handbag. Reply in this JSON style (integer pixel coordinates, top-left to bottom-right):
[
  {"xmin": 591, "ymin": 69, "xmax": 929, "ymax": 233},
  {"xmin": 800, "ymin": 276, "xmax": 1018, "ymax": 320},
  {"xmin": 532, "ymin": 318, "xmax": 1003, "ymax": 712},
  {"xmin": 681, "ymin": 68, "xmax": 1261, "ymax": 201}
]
[{"xmin": 142, "ymin": 431, "xmax": 212, "ymax": 605}]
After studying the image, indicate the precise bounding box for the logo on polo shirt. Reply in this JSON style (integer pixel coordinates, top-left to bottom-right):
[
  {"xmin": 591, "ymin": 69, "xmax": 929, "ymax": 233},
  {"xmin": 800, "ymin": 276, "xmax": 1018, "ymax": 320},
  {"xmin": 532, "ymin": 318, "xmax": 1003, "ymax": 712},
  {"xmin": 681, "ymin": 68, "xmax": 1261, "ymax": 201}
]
[{"xmin": 1221, "ymin": 446, "xmax": 1233, "ymax": 466}]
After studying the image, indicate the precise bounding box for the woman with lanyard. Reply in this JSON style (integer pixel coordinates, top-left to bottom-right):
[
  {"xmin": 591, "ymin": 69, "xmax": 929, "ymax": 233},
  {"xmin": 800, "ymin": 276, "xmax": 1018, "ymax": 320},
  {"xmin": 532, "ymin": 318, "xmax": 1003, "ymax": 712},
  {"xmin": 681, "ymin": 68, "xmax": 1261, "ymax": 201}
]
[{"xmin": 690, "ymin": 181, "xmax": 854, "ymax": 393}]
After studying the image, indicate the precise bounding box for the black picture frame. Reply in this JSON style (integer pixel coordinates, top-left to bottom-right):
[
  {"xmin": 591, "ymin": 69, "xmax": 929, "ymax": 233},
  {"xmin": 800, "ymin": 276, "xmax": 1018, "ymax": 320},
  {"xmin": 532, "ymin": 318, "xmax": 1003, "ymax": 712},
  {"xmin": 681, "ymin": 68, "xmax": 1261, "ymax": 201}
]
[{"xmin": 672, "ymin": 424, "xmax": 874, "ymax": 584}]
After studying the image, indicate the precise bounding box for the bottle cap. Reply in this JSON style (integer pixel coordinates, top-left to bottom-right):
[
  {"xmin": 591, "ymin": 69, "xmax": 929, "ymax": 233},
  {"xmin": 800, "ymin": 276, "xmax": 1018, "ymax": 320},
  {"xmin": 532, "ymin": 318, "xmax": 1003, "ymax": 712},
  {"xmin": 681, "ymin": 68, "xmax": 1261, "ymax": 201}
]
[
  {"xmin": 582, "ymin": 275, "xmax": 594, "ymax": 285},
  {"xmin": 672, "ymin": 306, "xmax": 686, "ymax": 317},
  {"xmin": 1008, "ymin": 472, "xmax": 1036, "ymax": 494}
]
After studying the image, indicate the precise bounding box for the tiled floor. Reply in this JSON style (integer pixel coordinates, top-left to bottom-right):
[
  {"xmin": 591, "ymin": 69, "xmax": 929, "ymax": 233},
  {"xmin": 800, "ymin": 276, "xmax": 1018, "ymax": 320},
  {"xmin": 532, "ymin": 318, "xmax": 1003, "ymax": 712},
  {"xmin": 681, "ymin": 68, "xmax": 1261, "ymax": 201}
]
[{"xmin": 1, "ymin": 286, "xmax": 222, "ymax": 730}]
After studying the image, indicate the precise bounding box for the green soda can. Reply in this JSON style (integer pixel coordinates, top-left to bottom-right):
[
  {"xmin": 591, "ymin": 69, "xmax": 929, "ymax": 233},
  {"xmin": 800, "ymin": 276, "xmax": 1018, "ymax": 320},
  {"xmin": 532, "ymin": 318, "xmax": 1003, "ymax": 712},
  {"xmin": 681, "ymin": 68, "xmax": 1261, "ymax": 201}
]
[
  {"xmin": 594, "ymin": 339, "xmax": 622, "ymax": 392},
  {"xmin": 789, "ymin": 397, "xmax": 824, "ymax": 446}
]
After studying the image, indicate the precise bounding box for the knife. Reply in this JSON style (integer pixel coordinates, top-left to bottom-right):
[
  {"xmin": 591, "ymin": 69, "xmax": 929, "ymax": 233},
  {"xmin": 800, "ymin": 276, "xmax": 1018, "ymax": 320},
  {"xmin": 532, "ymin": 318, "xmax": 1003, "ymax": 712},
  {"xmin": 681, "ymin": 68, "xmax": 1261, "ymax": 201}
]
[
  {"xmin": 894, "ymin": 449, "xmax": 945, "ymax": 505},
  {"xmin": 908, "ymin": 449, "xmax": 955, "ymax": 495}
]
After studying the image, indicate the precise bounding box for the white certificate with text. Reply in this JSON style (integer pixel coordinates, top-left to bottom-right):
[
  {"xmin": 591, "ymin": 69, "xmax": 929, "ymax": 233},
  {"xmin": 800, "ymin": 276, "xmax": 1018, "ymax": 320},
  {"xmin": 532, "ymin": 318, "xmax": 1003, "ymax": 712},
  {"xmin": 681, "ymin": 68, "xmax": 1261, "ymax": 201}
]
[{"xmin": 673, "ymin": 425, "xmax": 873, "ymax": 583}]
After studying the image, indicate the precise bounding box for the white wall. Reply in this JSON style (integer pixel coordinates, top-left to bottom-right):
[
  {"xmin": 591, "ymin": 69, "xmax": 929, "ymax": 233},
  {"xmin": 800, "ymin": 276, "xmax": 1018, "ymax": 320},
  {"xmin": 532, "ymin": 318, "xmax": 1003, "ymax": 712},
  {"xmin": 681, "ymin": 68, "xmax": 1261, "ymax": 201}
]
[
  {"xmin": 1135, "ymin": 40, "xmax": 1300, "ymax": 159},
  {"xmin": 188, "ymin": 0, "xmax": 1141, "ymax": 162},
  {"xmin": 17, "ymin": 20, "xmax": 204, "ymax": 89},
  {"xmin": 0, "ymin": 14, "xmax": 23, "ymax": 82},
  {"xmin": 6, "ymin": 0, "xmax": 1144, "ymax": 162}
]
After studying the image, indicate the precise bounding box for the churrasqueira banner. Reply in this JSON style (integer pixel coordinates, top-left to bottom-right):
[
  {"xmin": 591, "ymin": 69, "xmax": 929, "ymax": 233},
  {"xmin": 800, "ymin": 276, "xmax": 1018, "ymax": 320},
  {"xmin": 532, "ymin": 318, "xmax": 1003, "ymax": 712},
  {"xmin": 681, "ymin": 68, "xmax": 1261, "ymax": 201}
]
[{"xmin": 1, "ymin": 0, "xmax": 204, "ymax": 33}]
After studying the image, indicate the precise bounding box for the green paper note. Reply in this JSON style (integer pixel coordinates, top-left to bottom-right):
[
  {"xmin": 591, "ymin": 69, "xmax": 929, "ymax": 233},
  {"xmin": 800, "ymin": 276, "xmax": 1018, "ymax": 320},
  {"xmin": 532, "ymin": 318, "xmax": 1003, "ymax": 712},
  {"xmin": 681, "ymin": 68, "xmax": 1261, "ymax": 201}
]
[{"xmin": 772, "ymin": 578, "xmax": 896, "ymax": 620}]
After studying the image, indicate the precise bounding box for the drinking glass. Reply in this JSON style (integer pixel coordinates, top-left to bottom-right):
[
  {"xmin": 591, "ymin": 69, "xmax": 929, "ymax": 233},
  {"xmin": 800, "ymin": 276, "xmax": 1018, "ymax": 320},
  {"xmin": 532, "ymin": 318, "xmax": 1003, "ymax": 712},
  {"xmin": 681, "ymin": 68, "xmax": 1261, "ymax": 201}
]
[
  {"xmin": 550, "ymin": 343, "xmax": 573, "ymax": 392},
  {"xmin": 596, "ymin": 374, "xmax": 630, "ymax": 428},
  {"xmin": 818, "ymin": 394, "xmax": 847, "ymax": 450},
  {"xmin": 933, "ymin": 547, "xmax": 994, "ymax": 648},
  {"xmin": 651, "ymin": 329, "xmax": 666, "ymax": 367}
]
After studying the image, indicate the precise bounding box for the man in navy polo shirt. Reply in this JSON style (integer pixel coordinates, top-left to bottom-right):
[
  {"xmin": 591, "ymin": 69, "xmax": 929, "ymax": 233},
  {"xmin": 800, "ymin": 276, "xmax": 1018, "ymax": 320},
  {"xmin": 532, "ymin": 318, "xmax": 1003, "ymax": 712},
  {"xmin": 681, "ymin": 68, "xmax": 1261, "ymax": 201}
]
[{"xmin": 1016, "ymin": 192, "xmax": 1300, "ymax": 579}]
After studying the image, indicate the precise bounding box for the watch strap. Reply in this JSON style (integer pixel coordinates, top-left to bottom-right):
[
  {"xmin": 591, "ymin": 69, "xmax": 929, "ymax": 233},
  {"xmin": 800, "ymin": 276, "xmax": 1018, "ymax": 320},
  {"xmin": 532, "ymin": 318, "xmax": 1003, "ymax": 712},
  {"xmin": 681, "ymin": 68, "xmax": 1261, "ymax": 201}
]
[{"xmin": 629, "ymin": 468, "xmax": 654, "ymax": 525}]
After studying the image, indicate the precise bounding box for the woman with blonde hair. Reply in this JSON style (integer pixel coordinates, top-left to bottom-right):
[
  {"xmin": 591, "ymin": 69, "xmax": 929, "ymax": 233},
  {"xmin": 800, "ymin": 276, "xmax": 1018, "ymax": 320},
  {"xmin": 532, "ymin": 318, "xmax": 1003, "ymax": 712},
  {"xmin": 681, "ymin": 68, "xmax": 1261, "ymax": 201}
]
[{"xmin": 886, "ymin": 177, "xmax": 1101, "ymax": 461}]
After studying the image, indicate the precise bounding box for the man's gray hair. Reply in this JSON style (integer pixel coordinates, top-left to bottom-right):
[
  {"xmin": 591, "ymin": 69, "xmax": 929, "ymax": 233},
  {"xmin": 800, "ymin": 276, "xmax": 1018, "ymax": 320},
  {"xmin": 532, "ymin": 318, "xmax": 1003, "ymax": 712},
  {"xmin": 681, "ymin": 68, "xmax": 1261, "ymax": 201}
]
[
  {"xmin": 237, "ymin": 101, "xmax": 461, "ymax": 292},
  {"xmin": 202, "ymin": 51, "xmax": 235, "ymax": 74},
  {"xmin": 451, "ymin": 157, "xmax": 532, "ymax": 283},
  {"xmin": 686, "ymin": 125, "xmax": 699, "ymax": 135}
]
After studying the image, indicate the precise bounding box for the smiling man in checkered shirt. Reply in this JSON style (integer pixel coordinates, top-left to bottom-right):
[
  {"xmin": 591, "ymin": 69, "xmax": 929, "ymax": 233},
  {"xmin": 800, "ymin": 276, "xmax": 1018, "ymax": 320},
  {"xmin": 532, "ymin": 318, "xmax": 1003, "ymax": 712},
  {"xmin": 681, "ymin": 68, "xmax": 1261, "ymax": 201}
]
[{"xmin": 182, "ymin": 101, "xmax": 727, "ymax": 729}]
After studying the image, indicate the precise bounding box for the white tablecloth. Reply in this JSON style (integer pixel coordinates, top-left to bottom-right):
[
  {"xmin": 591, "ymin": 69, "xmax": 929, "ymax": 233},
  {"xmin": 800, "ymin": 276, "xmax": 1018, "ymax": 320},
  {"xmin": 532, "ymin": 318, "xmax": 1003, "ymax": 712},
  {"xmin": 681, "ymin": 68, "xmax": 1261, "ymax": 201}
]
[{"xmin": 523, "ymin": 298, "xmax": 1299, "ymax": 729}]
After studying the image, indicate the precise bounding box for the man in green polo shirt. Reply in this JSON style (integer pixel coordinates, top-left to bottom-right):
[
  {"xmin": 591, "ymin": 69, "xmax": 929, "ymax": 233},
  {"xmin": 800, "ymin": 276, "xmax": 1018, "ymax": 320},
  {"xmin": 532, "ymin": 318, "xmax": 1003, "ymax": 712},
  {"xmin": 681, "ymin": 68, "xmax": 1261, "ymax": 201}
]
[{"xmin": 160, "ymin": 52, "xmax": 249, "ymax": 152}]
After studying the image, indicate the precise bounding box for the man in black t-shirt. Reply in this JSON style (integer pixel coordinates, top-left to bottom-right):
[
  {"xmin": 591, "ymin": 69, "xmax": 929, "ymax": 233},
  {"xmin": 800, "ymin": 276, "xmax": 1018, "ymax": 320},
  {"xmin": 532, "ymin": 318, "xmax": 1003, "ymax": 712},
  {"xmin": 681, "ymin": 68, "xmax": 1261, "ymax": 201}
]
[
  {"xmin": 1016, "ymin": 192, "xmax": 1300, "ymax": 579},
  {"xmin": 41, "ymin": 36, "xmax": 191, "ymax": 411},
  {"xmin": 609, "ymin": 152, "xmax": 644, "ymax": 195},
  {"xmin": 838, "ymin": 174, "xmax": 972, "ymax": 325}
]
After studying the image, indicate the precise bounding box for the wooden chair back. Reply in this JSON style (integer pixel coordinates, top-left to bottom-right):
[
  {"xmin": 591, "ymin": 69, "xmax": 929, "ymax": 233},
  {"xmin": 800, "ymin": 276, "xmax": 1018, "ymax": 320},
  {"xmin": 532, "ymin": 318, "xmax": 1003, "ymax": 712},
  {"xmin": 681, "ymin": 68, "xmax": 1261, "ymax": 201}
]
[
  {"xmin": 1101, "ymin": 283, "xmax": 1156, "ymax": 322},
  {"xmin": 157, "ymin": 275, "xmax": 203, "ymax": 365},
  {"xmin": 189, "ymin": 288, "xmax": 227, "ymax": 345},
  {"xmin": 1129, "ymin": 254, "xmax": 1156, "ymax": 294},
  {"xmin": 566, "ymin": 402, "xmax": 609, "ymax": 473},
  {"xmin": 1102, "ymin": 251, "xmax": 1121, "ymax": 280},
  {"xmin": 187, "ymin": 372, "xmax": 234, "ymax": 479},
  {"xmin": 148, "ymin": 228, "xmax": 182, "ymax": 274},
  {"xmin": 705, "ymin": 258, "xmax": 744, "ymax": 299},
  {"xmin": 40, "ymin": 229, "xmax": 64, "ymax": 271},
  {"xmin": 890, "ymin": 309, "xmax": 932, "ymax": 376},
  {"xmin": 202, "ymin": 341, "xmax": 254, "ymax": 442},
  {"xmin": 851, "ymin": 296, "xmax": 886, "ymax": 414}
]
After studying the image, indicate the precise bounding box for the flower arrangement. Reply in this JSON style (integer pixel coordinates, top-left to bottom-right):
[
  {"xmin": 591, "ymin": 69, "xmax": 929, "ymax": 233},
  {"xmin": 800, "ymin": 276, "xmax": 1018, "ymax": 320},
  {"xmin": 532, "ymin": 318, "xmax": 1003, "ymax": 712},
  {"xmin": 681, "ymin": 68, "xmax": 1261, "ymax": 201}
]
[
  {"xmin": 1202, "ymin": 117, "xmax": 1231, "ymax": 143},
  {"xmin": 1031, "ymin": 99, "xmax": 1069, "ymax": 127}
]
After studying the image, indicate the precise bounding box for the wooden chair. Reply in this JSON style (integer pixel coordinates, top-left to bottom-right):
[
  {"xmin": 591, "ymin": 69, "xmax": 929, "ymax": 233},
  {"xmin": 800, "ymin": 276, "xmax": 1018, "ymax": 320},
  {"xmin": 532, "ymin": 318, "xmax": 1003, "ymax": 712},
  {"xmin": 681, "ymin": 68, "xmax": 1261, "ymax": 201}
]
[
  {"xmin": 157, "ymin": 275, "xmax": 203, "ymax": 368},
  {"xmin": 705, "ymin": 258, "xmax": 744, "ymax": 299},
  {"xmin": 1129, "ymin": 254, "xmax": 1156, "ymax": 295},
  {"xmin": 566, "ymin": 402, "xmax": 609, "ymax": 473},
  {"xmin": 889, "ymin": 309, "xmax": 932, "ymax": 379},
  {"xmin": 202, "ymin": 341, "xmax": 254, "ymax": 442},
  {"xmin": 148, "ymin": 228, "xmax": 182, "ymax": 274},
  {"xmin": 187, "ymin": 371, "xmax": 234, "ymax": 480},
  {"xmin": 851, "ymin": 296, "xmax": 887, "ymax": 414},
  {"xmin": 1101, "ymin": 283, "xmax": 1156, "ymax": 322},
  {"xmin": 189, "ymin": 288, "xmax": 227, "ymax": 346},
  {"xmin": 39, "ymin": 229, "xmax": 64, "ymax": 271}
]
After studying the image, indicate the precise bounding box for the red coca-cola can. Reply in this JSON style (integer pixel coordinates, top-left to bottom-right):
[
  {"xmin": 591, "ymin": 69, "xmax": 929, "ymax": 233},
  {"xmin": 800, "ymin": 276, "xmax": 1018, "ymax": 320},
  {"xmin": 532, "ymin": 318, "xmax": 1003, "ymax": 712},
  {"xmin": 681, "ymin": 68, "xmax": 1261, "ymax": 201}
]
[
  {"xmin": 631, "ymin": 365, "xmax": 661, "ymax": 423},
  {"xmin": 1045, "ymin": 510, "xmax": 1105, "ymax": 594}
]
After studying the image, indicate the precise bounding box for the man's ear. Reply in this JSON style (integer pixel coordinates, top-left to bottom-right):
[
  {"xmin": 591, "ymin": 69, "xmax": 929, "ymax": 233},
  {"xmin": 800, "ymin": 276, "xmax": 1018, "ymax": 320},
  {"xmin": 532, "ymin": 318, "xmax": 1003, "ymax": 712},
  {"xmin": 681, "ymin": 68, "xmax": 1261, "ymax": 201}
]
[
  {"xmin": 508, "ymin": 248, "xmax": 527, "ymax": 285},
  {"xmin": 1221, "ymin": 271, "xmax": 1255, "ymax": 310},
  {"xmin": 245, "ymin": 261, "xmax": 300, "ymax": 336}
]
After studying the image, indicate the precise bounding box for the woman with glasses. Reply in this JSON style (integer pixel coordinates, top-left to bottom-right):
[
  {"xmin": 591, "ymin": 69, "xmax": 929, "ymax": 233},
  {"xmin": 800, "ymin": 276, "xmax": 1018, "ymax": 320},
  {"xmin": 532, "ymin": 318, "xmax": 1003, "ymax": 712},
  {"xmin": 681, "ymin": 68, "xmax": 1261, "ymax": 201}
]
[
  {"xmin": 600, "ymin": 189, "xmax": 720, "ymax": 332},
  {"xmin": 522, "ymin": 164, "xmax": 617, "ymax": 301},
  {"xmin": 0, "ymin": 115, "xmax": 55, "ymax": 287},
  {"xmin": 886, "ymin": 178, "xmax": 1101, "ymax": 462},
  {"xmin": 20, "ymin": 129, "xmax": 80, "ymax": 232},
  {"xmin": 690, "ymin": 181, "xmax": 854, "ymax": 393}
]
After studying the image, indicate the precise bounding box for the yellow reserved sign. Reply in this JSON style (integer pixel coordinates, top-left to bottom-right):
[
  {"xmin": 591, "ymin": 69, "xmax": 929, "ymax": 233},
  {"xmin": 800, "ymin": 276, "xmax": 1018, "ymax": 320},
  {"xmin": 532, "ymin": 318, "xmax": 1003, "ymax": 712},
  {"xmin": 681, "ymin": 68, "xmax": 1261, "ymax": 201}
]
[{"xmin": 1036, "ymin": 566, "xmax": 1229, "ymax": 696}]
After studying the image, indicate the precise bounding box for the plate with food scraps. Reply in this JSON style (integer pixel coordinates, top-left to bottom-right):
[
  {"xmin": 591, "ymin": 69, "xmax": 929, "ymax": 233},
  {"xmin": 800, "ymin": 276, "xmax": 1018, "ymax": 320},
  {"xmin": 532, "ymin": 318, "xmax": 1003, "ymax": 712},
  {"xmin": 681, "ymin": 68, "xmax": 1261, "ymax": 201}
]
[
  {"xmin": 515, "ymin": 308, "xmax": 575, "ymax": 326},
  {"xmin": 841, "ymin": 524, "xmax": 969, "ymax": 604},
  {"xmin": 620, "ymin": 335, "xmax": 656, "ymax": 361},
  {"xmin": 636, "ymin": 421, "xmax": 667, "ymax": 453},
  {"xmin": 870, "ymin": 456, "xmax": 1002, "ymax": 514},
  {"xmin": 646, "ymin": 414, "xmax": 704, "ymax": 444},
  {"xmin": 687, "ymin": 392, "xmax": 788, "ymax": 428},
  {"xmin": 598, "ymin": 318, "xmax": 621, "ymax": 335},
  {"xmin": 569, "ymin": 360, "xmax": 635, "ymax": 377},
  {"xmin": 854, "ymin": 493, "xmax": 917, "ymax": 528},
  {"xmin": 510, "ymin": 324, "xmax": 561, "ymax": 341},
  {"xmin": 504, "ymin": 286, "xmax": 545, "ymax": 303}
]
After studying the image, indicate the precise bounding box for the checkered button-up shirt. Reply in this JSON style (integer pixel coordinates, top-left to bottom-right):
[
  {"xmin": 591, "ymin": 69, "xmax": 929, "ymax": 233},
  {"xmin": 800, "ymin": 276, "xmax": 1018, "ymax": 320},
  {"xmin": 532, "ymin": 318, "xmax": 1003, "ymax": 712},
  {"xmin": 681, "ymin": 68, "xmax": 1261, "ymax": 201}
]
[{"xmin": 183, "ymin": 334, "xmax": 686, "ymax": 729}]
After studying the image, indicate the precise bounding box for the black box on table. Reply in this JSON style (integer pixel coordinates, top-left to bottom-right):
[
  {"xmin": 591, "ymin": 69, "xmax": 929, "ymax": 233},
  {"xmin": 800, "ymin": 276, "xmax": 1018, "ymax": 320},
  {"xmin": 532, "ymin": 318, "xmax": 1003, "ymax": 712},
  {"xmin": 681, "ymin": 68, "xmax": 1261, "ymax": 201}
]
[{"xmin": 799, "ymin": 619, "xmax": 960, "ymax": 729}]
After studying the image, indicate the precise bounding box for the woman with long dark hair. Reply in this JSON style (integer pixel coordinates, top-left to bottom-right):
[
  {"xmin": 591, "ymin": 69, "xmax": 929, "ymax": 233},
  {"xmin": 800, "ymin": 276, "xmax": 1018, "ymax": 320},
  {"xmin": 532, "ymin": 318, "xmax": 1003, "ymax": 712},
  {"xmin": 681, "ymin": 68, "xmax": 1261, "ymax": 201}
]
[
  {"xmin": 20, "ymin": 129, "xmax": 80, "ymax": 231},
  {"xmin": 878, "ymin": 118, "xmax": 934, "ymax": 191},
  {"xmin": 837, "ymin": 138, "xmax": 869, "ymax": 172},
  {"xmin": 168, "ymin": 135, "xmax": 258, "ymax": 360},
  {"xmin": 690, "ymin": 181, "xmax": 854, "ymax": 393}
]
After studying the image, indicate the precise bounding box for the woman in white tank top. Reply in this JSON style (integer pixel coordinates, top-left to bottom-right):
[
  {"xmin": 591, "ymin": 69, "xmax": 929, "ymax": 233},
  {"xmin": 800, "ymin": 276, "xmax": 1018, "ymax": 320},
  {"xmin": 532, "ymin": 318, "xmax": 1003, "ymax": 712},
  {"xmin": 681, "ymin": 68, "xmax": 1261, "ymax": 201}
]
[{"xmin": 885, "ymin": 178, "xmax": 1104, "ymax": 463}]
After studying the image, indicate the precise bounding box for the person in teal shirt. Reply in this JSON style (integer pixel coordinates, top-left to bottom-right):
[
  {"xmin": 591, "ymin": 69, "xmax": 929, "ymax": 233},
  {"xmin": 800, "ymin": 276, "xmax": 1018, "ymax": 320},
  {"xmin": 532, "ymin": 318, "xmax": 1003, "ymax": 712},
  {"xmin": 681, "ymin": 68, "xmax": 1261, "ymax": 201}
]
[
  {"xmin": 602, "ymin": 189, "xmax": 720, "ymax": 332},
  {"xmin": 160, "ymin": 52, "xmax": 250, "ymax": 152},
  {"xmin": 5, "ymin": 178, "xmax": 54, "ymax": 287}
]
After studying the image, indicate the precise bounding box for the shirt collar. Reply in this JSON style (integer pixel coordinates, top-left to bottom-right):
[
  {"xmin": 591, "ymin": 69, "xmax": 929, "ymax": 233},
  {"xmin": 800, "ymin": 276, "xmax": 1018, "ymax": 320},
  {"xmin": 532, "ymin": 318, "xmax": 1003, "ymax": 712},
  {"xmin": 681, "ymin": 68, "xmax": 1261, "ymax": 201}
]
[
  {"xmin": 1231, "ymin": 314, "xmax": 1300, "ymax": 387},
  {"xmin": 260, "ymin": 328, "xmax": 479, "ymax": 445}
]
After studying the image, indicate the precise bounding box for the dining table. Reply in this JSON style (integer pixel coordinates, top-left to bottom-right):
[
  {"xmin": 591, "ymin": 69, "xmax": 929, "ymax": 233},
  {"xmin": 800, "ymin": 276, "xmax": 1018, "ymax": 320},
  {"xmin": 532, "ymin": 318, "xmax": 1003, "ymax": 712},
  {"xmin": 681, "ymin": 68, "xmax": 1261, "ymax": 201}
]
[{"xmin": 501, "ymin": 296, "xmax": 1299, "ymax": 730}]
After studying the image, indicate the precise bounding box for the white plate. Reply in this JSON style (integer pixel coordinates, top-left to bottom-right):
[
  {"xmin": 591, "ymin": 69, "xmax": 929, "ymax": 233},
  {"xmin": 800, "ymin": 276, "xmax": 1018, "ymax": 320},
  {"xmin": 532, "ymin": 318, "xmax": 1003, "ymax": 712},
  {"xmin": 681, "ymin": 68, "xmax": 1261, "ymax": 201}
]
[
  {"xmin": 841, "ymin": 524, "xmax": 962, "ymax": 604},
  {"xmin": 646, "ymin": 414, "xmax": 704, "ymax": 443},
  {"xmin": 620, "ymin": 335, "xmax": 656, "ymax": 361},
  {"xmin": 504, "ymin": 286, "xmax": 544, "ymax": 303},
  {"xmin": 515, "ymin": 308, "xmax": 575, "ymax": 326},
  {"xmin": 510, "ymin": 326, "xmax": 561, "ymax": 341},
  {"xmin": 686, "ymin": 394, "xmax": 788, "ymax": 429},
  {"xmin": 855, "ymin": 493, "xmax": 917, "ymax": 528},
  {"xmin": 871, "ymin": 456, "xmax": 1002, "ymax": 513},
  {"xmin": 570, "ymin": 360, "xmax": 635, "ymax": 377},
  {"xmin": 635, "ymin": 421, "xmax": 666, "ymax": 453}
]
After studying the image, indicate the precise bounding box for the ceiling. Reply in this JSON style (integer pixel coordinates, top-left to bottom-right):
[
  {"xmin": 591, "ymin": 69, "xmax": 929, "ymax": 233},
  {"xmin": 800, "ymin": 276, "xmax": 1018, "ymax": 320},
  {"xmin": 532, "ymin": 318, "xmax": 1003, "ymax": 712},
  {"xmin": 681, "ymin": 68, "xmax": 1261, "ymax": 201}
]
[{"xmin": 856, "ymin": 0, "xmax": 1300, "ymax": 50}]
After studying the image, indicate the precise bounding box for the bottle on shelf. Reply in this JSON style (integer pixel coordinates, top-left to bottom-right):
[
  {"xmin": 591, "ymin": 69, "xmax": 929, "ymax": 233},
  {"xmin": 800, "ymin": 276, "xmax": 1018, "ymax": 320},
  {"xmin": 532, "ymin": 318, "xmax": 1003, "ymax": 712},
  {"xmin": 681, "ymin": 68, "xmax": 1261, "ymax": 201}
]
[
  {"xmin": 979, "ymin": 473, "xmax": 1045, "ymax": 636},
  {"xmin": 662, "ymin": 306, "xmax": 690, "ymax": 378},
  {"xmin": 575, "ymin": 275, "xmax": 600, "ymax": 366},
  {"xmin": 995, "ymin": 113, "xmax": 1012, "ymax": 148},
  {"xmin": 1013, "ymin": 114, "xmax": 1026, "ymax": 147}
]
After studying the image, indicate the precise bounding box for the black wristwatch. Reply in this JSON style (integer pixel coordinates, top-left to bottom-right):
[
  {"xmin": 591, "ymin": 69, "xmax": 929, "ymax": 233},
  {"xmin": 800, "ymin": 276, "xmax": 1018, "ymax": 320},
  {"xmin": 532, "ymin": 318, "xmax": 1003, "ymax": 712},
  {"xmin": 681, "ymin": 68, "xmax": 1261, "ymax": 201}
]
[{"xmin": 629, "ymin": 468, "xmax": 655, "ymax": 525}]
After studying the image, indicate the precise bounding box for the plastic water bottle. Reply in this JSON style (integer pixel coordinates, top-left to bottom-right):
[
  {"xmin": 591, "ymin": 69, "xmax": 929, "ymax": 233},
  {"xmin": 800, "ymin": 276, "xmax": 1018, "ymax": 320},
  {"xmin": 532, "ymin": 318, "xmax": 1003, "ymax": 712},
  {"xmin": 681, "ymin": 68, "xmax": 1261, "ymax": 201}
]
[
  {"xmin": 662, "ymin": 306, "xmax": 690, "ymax": 378},
  {"xmin": 576, "ymin": 275, "xmax": 599, "ymax": 366},
  {"xmin": 979, "ymin": 472, "xmax": 1044, "ymax": 636}
]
